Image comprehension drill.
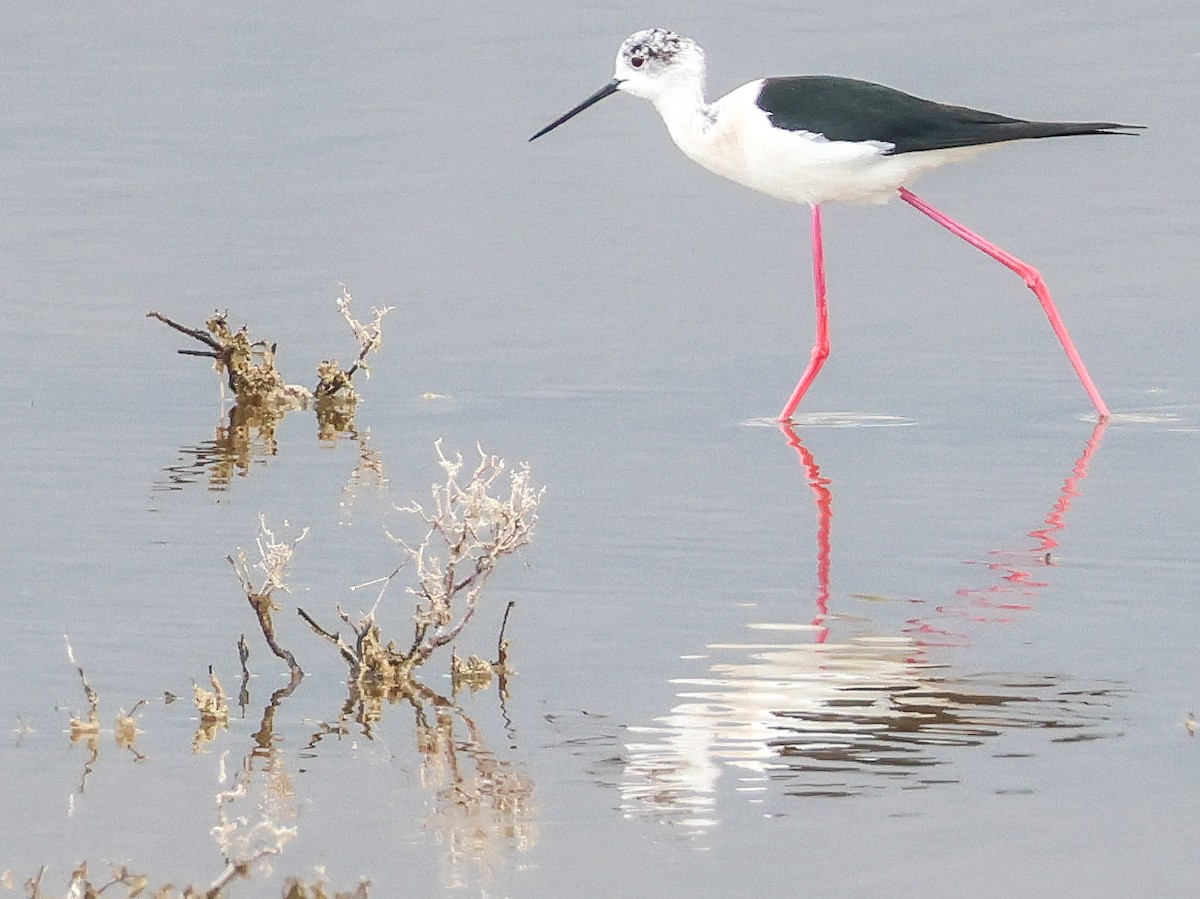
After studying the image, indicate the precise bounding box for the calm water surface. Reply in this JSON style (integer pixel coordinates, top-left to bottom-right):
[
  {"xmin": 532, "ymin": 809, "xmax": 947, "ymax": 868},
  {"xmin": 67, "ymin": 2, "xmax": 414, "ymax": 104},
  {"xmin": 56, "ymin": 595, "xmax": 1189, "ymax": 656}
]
[{"xmin": 2, "ymin": 3, "xmax": 1198, "ymax": 897}]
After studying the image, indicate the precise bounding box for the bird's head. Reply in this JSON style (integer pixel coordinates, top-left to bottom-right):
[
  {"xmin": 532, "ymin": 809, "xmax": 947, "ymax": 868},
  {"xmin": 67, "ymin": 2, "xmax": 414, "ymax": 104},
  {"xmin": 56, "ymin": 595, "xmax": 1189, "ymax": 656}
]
[
  {"xmin": 612, "ymin": 29, "xmax": 706, "ymax": 101},
  {"xmin": 529, "ymin": 28, "xmax": 706, "ymax": 142}
]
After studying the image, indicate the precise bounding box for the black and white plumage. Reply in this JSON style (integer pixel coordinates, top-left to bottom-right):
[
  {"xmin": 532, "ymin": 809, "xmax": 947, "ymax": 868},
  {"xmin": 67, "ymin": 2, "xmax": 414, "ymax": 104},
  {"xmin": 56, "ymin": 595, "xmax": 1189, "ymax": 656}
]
[
  {"xmin": 530, "ymin": 28, "xmax": 1141, "ymax": 420},
  {"xmin": 530, "ymin": 28, "xmax": 1138, "ymax": 205},
  {"xmin": 754, "ymin": 77, "xmax": 1134, "ymax": 153}
]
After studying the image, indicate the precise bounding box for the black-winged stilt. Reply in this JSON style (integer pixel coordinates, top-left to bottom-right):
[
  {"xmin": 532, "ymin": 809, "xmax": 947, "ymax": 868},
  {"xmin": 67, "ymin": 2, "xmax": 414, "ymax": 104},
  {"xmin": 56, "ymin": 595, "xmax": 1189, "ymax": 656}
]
[{"xmin": 530, "ymin": 28, "xmax": 1142, "ymax": 421}]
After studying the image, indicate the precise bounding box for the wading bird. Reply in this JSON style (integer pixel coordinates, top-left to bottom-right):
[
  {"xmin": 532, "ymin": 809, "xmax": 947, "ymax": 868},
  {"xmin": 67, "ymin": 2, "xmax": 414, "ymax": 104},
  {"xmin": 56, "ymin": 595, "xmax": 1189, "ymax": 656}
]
[{"xmin": 530, "ymin": 28, "xmax": 1141, "ymax": 420}]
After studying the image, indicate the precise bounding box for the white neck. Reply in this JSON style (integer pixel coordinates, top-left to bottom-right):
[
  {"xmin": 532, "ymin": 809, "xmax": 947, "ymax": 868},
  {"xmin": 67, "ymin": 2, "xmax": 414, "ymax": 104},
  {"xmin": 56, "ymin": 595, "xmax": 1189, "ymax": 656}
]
[{"xmin": 650, "ymin": 82, "xmax": 712, "ymax": 152}]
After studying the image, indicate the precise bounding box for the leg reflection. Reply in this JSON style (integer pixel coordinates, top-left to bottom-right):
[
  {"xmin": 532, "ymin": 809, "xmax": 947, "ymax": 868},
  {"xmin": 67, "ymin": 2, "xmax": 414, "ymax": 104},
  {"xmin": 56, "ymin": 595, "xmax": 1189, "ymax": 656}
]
[
  {"xmin": 777, "ymin": 422, "xmax": 832, "ymax": 641},
  {"xmin": 911, "ymin": 419, "xmax": 1109, "ymax": 645}
]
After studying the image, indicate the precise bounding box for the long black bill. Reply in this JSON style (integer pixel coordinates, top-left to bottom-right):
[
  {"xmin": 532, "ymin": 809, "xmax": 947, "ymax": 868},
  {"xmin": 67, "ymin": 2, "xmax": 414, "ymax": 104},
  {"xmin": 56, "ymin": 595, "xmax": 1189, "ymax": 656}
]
[{"xmin": 529, "ymin": 79, "xmax": 622, "ymax": 141}]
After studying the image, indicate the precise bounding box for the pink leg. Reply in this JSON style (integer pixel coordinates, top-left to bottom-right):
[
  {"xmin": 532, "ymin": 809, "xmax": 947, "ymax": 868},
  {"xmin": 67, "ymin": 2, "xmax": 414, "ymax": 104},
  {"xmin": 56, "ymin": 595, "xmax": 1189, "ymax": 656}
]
[
  {"xmin": 777, "ymin": 203, "xmax": 830, "ymax": 421},
  {"xmin": 897, "ymin": 187, "xmax": 1110, "ymax": 420}
]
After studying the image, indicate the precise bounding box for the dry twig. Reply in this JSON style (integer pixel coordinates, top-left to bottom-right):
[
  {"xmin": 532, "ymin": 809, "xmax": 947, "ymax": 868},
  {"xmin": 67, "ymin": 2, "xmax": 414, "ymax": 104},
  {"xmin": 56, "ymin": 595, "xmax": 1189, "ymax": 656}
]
[
  {"xmin": 229, "ymin": 517, "xmax": 309, "ymax": 680},
  {"xmin": 299, "ymin": 442, "xmax": 542, "ymax": 701}
]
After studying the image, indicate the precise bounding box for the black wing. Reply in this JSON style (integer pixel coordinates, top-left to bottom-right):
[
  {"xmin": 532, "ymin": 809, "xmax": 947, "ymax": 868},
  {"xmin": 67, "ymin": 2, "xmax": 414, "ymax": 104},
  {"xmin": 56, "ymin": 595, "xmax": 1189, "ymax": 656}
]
[{"xmin": 755, "ymin": 76, "xmax": 1140, "ymax": 154}]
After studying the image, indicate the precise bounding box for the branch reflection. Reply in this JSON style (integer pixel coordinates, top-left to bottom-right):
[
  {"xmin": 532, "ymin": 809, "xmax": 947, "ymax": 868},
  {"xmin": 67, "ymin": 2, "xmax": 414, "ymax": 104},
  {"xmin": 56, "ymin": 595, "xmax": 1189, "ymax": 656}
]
[
  {"xmin": 153, "ymin": 403, "xmax": 369, "ymax": 493},
  {"xmin": 155, "ymin": 403, "xmax": 277, "ymax": 491},
  {"xmin": 302, "ymin": 678, "xmax": 536, "ymax": 890}
]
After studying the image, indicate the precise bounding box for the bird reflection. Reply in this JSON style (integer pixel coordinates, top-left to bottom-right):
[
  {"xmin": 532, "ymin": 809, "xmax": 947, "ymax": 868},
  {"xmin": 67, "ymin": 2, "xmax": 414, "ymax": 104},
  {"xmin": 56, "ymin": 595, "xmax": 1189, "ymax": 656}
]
[{"xmin": 619, "ymin": 421, "xmax": 1121, "ymax": 827}]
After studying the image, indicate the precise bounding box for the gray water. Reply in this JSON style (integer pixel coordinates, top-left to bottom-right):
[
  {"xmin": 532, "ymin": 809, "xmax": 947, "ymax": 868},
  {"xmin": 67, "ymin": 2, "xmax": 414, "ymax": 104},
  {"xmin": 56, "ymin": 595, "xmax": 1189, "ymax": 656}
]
[{"xmin": 2, "ymin": 3, "xmax": 1198, "ymax": 897}]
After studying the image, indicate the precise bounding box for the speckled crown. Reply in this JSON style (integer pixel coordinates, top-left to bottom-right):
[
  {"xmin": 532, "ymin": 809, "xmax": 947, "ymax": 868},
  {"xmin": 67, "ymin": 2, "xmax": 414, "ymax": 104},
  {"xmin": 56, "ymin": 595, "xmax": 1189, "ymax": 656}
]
[{"xmin": 621, "ymin": 29, "xmax": 690, "ymax": 65}]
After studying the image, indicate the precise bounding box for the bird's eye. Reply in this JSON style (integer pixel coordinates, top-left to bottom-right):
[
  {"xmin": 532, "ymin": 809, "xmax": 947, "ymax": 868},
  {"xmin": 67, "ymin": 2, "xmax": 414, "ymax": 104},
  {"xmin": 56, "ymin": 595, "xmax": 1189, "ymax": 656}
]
[{"xmin": 631, "ymin": 57, "xmax": 644, "ymax": 68}]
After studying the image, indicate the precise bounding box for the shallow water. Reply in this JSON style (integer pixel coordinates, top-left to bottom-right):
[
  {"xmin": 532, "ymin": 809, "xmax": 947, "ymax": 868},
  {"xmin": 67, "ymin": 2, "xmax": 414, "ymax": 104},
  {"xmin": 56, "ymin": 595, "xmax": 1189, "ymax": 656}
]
[{"xmin": 2, "ymin": 3, "xmax": 1198, "ymax": 897}]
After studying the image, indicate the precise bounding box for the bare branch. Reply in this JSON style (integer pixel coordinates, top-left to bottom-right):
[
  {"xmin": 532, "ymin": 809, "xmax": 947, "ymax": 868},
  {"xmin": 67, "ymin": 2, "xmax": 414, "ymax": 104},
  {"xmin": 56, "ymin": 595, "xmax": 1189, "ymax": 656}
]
[
  {"xmin": 146, "ymin": 310, "xmax": 224, "ymax": 352},
  {"xmin": 229, "ymin": 517, "xmax": 309, "ymax": 680},
  {"xmin": 297, "ymin": 607, "xmax": 358, "ymax": 666}
]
